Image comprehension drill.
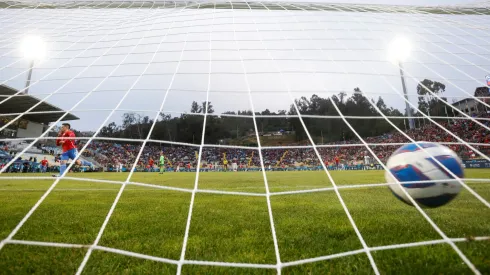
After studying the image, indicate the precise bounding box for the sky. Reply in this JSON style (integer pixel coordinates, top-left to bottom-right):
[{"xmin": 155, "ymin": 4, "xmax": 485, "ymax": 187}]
[{"xmin": 0, "ymin": 0, "xmax": 489, "ymax": 134}]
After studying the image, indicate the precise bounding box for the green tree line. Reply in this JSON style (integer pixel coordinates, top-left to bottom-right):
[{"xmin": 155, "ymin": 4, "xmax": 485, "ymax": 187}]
[{"xmin": 97, "ymin": 79, "xmax": 487, "ymax": 145}]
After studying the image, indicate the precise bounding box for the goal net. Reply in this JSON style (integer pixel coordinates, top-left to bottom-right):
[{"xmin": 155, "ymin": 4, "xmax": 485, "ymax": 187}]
[{"xmin": 0, "ymin": 1, "xmax": 489, "ymax": 274}]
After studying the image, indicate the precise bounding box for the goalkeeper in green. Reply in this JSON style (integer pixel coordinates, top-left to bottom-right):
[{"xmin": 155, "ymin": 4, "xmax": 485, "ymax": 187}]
[{"xmin": 159, "ymin": 151, "xmax": 165, "ymax": 174}]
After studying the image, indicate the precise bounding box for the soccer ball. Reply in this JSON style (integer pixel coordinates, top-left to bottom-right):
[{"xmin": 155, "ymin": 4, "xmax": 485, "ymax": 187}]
[{"xmin": 385, "ymin": 142, "xmax": 464, "ymax": 208}]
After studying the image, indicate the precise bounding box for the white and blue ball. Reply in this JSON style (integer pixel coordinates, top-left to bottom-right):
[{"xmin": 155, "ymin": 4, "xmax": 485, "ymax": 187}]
[{"xmin": 385, "ymin": 142, "xmax": 464, "ymax": 208}]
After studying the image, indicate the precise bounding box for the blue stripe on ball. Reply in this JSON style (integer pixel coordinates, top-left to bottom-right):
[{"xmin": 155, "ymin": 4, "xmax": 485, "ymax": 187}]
[
  {"xmin": 390, "ymin": 189, "xmax": 458, "ymax": 208},
  {"xmin": 425, "ymin": 155, "xmax": 464, "ymax": 179},
  {"xmin": 392, "ymin": 142, "xmax": 439, "ymax": 156},
  {"xmin": 389, "ymin": 164, "xmax": 435, "ymax": 188}
]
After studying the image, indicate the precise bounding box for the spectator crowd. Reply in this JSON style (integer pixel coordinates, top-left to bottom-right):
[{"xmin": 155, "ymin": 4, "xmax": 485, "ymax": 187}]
[
  {"xmin": 0, "ymin": 113, "xmax": 487, "ymax": 172},
  {"xmin": 76, "ymin": 113, "xmax": 490, "ymax": 171}
]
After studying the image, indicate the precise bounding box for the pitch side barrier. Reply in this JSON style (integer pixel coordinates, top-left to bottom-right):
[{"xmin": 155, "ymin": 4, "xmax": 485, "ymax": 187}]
[
  {"xmin": 113, "ymin": 164, "xmax": 389, "ymax": 172},
  {"xmin": 10, "ymin": 160, "xmax": 488, "ymax": 173},
  {"xmin": 109, "ymin": 160, "xmax": 490, "ymax": 173},
  {"xmin": 462, "ymin": 159, "xmax": 490, "ymax": 168}
]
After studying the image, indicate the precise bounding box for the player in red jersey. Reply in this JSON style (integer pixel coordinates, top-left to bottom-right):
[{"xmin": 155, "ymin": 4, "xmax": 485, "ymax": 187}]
[
  {"xmin": 53, "ymin": 123, "xmax": 77, "ymax": 177},
  {"xmin": 40, "ymin": 157, "xmax": 48, "ymax": 173},
  {"xmin": 149, "ymin": 157, "xmax": 154, "ymax": 172}
]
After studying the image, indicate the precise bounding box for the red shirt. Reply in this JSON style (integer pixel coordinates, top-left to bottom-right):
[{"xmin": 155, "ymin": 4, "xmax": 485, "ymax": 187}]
[
  {"xmin": 56, "ymin": 130, "xmax": 76, "ymax": 152},
  {"xmin": 41, "ymin": 159, "xmax": 48, "ymax": 166},
  {"xmin": 149, "ymin": 159, "xmax": 154, "ymax": 166}
]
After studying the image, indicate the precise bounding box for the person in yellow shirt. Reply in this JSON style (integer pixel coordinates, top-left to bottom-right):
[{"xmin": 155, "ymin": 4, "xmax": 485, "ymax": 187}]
[{"xmin": 223, "ymin": 158, "xmax": 228, "ymax": 171}]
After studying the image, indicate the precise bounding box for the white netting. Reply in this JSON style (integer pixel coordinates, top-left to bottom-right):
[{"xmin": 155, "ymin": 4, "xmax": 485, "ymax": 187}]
[{"xmin": 0, "ymin": 1, "xmax": 489, "ymax": 274}]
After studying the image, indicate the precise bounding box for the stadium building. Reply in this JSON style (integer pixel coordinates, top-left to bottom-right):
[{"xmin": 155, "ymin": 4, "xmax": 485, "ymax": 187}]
[
  {"xmin": 0, "ymin": 84, "xmax": 79, "ymax": 138},
  {"xmin": 452, "ymin": 98, "xmax": 480, "ymax": 116}
]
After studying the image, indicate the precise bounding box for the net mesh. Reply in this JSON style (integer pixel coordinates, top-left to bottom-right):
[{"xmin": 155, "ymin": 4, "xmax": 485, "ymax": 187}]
[{"xmin": 0, "ymin": 1, "xmax": 489, "ymax": 274}]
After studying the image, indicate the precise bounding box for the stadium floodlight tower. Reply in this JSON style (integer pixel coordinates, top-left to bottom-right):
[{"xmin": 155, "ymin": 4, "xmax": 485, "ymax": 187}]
[
  {"xmin": 20, "ymin": 35, "xmax": 46, "ymax": 95},
  {"xmin": 388, "ymin": 36, "xmax": 415, "ymax": 130}
]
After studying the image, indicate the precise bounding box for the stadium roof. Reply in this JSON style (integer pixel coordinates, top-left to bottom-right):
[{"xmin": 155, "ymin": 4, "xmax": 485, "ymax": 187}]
[
  {"xmin": 0, "ymin": 84, "xmax": 79, "ymax": 124},
  {"xmin": 451, "ymin": 97, "xmax": 476, "ymax": 106}
]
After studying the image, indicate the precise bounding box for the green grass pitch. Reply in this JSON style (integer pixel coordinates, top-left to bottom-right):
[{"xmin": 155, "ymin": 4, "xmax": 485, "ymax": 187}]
[{"xmin": 0, "ymin": 169, "xmax": 489, "ymax": 274}]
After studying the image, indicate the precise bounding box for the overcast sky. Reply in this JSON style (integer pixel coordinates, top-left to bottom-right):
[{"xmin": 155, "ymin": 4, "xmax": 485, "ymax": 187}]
[{"xmin": 0, "ymin": 0, "xmax": 489, "ymax": 133}]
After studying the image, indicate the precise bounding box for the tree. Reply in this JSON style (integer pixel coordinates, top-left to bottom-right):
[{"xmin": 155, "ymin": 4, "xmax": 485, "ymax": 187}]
[
  {"xmin": 375, "ymin": 96, "xmax": 388, "ymax": 114},
  {"xmin": 159, "ymin": 112, "xmax": 171, "ymax": 121},
  {"xmin": 153, "ymin": 113, "xmax": 176, "ymax": 141},
  {"xmin": 344, "ymin": 90, "xmax": 376, "ymax": 138},
  {"xmin": 261, "ymin": 109, "xmax": 271, "ymax": 115},
  {"xmin": 190, "ymin": 101, "xmax": 214, "ymax": 114},
  {"xmin": 140, "ymin": 115, "xmax": 153, "ymax": 138},
  {"xmin": 134, "ymin": 114, "xmax": 143, "ymax": 139},
  {"xmin": 338, "ymin": 91, "xmax": 347, "ymax": 104},
  {"xmin": 416, "ymin": 79, "xmax": 446, "ymax": 116},
  {"xmin": 100, "ymin": 122, "xmax": 118, "ymax": 137},
  {"xmin": 201, "ymin": 101, "xmax": 214, "ymax": 114},
  {"xmin": 190, "ymin": 101, "xmax": 200, "ymax": 113},
  {"xmin": 93, "ymin": 90, "xmax": 406, "ymax": 145},
  {"xmin": 474, "ymin": 86, "xmax": 490, "ymax": 112},
  {"xmin": 474, "ymin": 86, "xmax": 489, "ymax": 99},
  {"xmin": 122, "ymin": 113, "xmax": 137, "ymax": 138}
]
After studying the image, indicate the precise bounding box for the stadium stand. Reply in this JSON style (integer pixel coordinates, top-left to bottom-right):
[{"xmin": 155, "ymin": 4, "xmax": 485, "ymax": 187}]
[
  {"xmin": 0, "ymin": 84, "xmax": 83, "ymax": 172},
  {"xmin": 72, "ymin": 112, "xmax": 489, "ymax": 172},
  {"xmin": 0, "ymin": 84, "xmax": 78, "ymax": 138}
]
